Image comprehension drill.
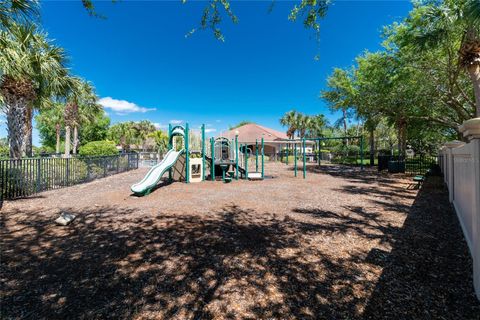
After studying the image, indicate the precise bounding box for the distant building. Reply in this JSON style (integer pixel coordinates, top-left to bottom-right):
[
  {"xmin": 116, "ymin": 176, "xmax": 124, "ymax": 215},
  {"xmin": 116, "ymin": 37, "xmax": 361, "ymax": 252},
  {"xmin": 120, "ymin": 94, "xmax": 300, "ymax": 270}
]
[
  {"xmin": 128, "ymin": 137, "xmax": 157, "ymax": 152},
  {"xmin": 218, "ymin": 123, "xmax": 313, "ymax": 157}
]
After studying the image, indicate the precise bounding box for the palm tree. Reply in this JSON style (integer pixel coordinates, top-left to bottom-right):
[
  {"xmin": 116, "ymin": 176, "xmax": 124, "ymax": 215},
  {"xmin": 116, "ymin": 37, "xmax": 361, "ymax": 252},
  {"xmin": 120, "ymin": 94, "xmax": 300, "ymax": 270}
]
[
  {"xmin": 148, "ymin": 130, "xmax": 169, "ymax": 156},
  {"xmin": 297, "ymin": 114, "xmax": 311, "ymax": 138},
  {"xmin": 280, "ymin": 110, "xmax": 300, "ymax": 139},
  {"xmin": 74, "ymin": 102, "xmax": 102, "ymax": 154},
  {"xmin": 72, "ymin": 82, "xmax": 99, "ymax": 155},
  {"xmin": 306, "ymin": 114, "xmax": 328, "ymax": 137},
  {"xmin": 35, "ymin": 103, "xmax": 64, "ymax": 154},
  {"xmin": 107, "ymin": 122, "xmax": 136, "ymax": 152},
  {"xmin": 0, "ymin": 23, "xmax": 70, "ymax": 158},
  {"xmin": 62, "ymin": 78, "xmax": 98, "ymax": 157},
  {"xmin": 133, "ymin": 120, "xmax": 156, "ymax": 151},
  {"xmin": 63, "ymin": 101, "xmax": 77, "ymax": 157}
]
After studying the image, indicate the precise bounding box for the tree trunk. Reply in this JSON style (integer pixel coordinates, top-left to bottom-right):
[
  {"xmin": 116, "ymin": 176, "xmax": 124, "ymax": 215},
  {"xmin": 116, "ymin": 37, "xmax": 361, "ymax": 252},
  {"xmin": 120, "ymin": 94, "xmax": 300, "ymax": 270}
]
[
  {"xmin": 342, "ymin": 109, "xmax": 348, "ymax": 146},
  {"xmin": 397, "ymin": 120, "xmax": 407, "ymax": 158},
  {"xmin": 467, "ymin": 64, "xmax": 480, "ymax": 117},
  {"xmin": 23, "ymin": 106, "xmax": 33, "ymax": 157},
  {"xmin": 397, "ymin": 127, "xmax": 402, "ymax": 156},
  {"xmin": 5, "ymin": 97, "xmax": 27, "ymax": 159},
  {"xmin": 55, "ymin": 123, "xmax": 61, "ymax": 154},
  {"xmin": 369, "ymin": 128, "xmax": 375, "ymax": 166},
  {"xmin": 64, "ymin": 125, "xmax": 71, "ymax": 157},
  {"xmin": 73, "ymin": 125, "xmax": 78, "ymax": 155}
]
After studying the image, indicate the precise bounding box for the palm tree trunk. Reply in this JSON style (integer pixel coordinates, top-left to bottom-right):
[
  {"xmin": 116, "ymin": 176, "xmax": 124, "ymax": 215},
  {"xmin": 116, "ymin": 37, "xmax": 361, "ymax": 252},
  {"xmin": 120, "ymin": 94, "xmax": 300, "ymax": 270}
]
[
  {"xmin": 467, "ymin": 64, "xmax": 480, "ymax": 117},
  {"xmin": 5, "ymin": 97, "xmax": 27, "ymax": 159},
  {"xmin": 24, "ymin": 106, "xmax": 33, "ymax": 157},
  {"xmin": 64, "ymin": 125, "xmax": 71, "ymax": 157},
  {"xmin": 55, "ymin": 123, "xmax": 61, "ymax": 154},
  {"xmin": 73, "ymin": 125, "xmax": 78, "ymax": 155}
]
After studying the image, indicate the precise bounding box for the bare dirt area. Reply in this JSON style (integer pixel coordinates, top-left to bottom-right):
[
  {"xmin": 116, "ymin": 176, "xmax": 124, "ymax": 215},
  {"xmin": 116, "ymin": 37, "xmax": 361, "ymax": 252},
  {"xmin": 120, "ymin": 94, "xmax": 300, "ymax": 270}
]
[{"xmin": 1, "ymin": 162, "xmax": 479, "ymax": 319}]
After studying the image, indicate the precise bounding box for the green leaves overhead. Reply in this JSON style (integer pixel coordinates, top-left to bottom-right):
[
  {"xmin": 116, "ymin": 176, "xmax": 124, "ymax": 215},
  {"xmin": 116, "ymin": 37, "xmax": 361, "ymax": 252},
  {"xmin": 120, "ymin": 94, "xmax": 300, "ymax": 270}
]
[
  {"xmin": 289, "ymin": 0, "xmax": 330, "ymax": 31},
  {"xmin": 185, "ymin": 0, "xmax": 330, "ymax": 41},
  {"xmin": 321, "ymin": 0, "xmax": 479, "ymax": 155}
]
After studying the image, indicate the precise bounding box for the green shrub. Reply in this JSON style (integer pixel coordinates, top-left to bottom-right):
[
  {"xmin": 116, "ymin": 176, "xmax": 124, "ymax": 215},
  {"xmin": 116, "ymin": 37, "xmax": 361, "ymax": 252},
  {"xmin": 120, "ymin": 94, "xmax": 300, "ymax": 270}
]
[
  {"xmin": 331, "ymin": 144, "xmax": 360, "ymax": 155},
  {"xmin": 33, "ymin": 145, "xmax": 55, "ymax": 156},
  {"xmin": 79, "ymin": 141, "xmax": 118, "ymax": 157},
  {"xmin": 0, "ymin": 146, "xmax": 9, "ymax": 159}
]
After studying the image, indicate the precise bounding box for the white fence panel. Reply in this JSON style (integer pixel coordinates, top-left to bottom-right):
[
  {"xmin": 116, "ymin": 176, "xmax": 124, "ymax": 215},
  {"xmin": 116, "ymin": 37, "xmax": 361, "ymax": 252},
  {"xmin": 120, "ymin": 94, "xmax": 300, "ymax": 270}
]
[
  {"xmin": 440, "ymin": 119, "xmax": 480, "ymax": 301},
  {"xmin": 452, "ymin": 142, "xmax": 478, "ymax": 253}
]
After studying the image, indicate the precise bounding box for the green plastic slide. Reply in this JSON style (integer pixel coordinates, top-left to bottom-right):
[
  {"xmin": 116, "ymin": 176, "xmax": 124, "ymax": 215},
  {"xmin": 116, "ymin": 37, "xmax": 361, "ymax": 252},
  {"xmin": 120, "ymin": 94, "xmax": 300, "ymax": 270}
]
[{"xmin": 131, "ymin": 148, "xmax": 184, "ymax": 195}]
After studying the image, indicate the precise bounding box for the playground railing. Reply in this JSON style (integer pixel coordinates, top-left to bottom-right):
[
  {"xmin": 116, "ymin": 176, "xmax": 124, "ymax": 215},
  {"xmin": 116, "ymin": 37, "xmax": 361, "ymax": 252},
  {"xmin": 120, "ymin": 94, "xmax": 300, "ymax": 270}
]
[{"xmin": 0, "ymin": 153, "xmax": 139, "ymax": 201}]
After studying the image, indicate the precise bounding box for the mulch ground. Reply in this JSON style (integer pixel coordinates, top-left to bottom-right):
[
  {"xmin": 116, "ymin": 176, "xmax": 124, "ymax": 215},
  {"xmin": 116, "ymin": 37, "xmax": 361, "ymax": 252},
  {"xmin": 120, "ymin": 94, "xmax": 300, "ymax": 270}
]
[{"xmin": 1, "ymin": 162, "xmax": 479, "ymax": 319}]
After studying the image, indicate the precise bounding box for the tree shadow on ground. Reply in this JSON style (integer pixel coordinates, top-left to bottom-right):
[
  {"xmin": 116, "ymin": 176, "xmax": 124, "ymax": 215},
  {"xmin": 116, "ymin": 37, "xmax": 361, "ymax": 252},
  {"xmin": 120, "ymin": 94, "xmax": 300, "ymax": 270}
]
[
  {"xmin": 292, "ymin": 167, "xmax": 480, "ymax": 318},
  {"xmin": 1, "ymin": 175, "xmax": 479, "ymax": 319},
  {"xmin": 1, "ymin": 204, "xmax": 385, "ymax": 319},
  {"xmin": 361, "ymin": 176, "xmax": 480, "ymax": 319},
  {"xmin": 288, "ymin": 163, "xmax": 398, "ymax": 185}
]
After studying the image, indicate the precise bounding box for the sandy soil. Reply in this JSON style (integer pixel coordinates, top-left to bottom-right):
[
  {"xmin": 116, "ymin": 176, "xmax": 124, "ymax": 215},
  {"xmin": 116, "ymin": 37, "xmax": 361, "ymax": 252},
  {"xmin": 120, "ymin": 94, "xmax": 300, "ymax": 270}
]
[{"xmin": 1, "ymin": 162, "xmax": 479, "ymax": 319}]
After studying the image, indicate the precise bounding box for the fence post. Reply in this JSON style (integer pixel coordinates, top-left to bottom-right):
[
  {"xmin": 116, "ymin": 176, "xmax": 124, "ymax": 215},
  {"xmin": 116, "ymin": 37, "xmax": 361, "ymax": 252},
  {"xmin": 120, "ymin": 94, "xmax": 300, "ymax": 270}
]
[
  {"xmin": 103, "ymin": 156, "xmax": 107, "ymax": 177},
  {"xmin": 444, "ymin": 140, "xmax": 464, "ymax": 203},
  {"xmin": 235, "ymin": 135, "xmax": 239, "ymax": 180},
  {"xmin": 318, "ymin": 139, "xmax": 322, "ymax": 166},
  {"xmin": 261, "ymin": 138, "xmax": 264, "ymax": 179},
  {"xmin": 211, "ymin": 137, "xmax": 215, "ymax": 181},
  {"xmin": 36, "ymin": 158, "xmax": 41, "ymax": 192},
  {"xmin": 302, "ymin": 138, "xmax": 306, "ymax": 179},
  {"xmin": 245, "ymin": 144, "xmax": 248, "ymax": 180},
  {"xmin": 256, "ymin": 139, "xmax": 258, "ymax": 172},
  {"xmin": 294, "ymin": 144, "xmax": 297, "ymax": 177},
  {"xmin": 66, "ymin": 157, "xmax": 70, "ymax": 186}
]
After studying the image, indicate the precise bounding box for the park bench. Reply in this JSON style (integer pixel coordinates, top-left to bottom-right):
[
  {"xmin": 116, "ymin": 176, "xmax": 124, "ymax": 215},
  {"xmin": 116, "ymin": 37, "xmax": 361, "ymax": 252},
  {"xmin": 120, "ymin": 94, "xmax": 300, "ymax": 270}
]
[{"xmin": 408, "ymin": 175, "xmax": 425, "ymax": 190}]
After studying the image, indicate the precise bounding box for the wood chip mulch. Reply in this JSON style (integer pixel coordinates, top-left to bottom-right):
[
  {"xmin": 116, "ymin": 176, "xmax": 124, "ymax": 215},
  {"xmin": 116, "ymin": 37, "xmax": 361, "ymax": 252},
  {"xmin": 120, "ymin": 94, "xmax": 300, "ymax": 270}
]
[{"xmin": 1, "ymin": 163, "xmax": 479, "ymax": 319}]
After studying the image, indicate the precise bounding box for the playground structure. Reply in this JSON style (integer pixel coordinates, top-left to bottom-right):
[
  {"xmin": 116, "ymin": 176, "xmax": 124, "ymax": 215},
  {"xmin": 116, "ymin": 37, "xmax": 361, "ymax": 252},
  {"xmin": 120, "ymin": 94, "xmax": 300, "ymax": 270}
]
[
  {"xmin": 272, "ymin": 136, "xmax": 365, "ymax": 179},
  {"xmin": 131, "ymin": 121, "xmax": 365, "ymax": 194},
  {"xmin": 131, "ymin": 123, "xmax": 265, "ymax": 195}
]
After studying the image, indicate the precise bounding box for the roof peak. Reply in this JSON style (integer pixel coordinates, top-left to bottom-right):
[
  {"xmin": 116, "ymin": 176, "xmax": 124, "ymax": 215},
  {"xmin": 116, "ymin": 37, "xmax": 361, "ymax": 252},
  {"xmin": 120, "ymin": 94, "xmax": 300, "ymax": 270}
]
[{"xmin": 218, "ymin": 123, "xmax": 288, "ymax": 141}]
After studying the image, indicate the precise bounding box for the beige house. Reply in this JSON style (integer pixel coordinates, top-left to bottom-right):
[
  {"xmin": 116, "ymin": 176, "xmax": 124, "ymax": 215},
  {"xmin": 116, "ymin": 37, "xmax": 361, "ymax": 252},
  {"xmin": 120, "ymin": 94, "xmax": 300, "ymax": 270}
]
[{"xmin": 218, "ymin": 123, "xmax": 313, "ymax": 157}]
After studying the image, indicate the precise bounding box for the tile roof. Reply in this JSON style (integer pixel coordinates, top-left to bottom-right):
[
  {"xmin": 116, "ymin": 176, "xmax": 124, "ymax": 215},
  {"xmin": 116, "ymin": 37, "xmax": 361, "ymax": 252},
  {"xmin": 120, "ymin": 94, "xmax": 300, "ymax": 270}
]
[{"xmin": 218, "ymin": 123, "xmax": 288, "ymax": 143}]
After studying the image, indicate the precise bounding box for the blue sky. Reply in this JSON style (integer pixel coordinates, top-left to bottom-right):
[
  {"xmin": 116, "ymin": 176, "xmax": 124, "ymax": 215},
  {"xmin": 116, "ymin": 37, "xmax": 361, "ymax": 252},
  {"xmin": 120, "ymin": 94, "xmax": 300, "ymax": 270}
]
[{"xmin": 1, "ymin": 0, "xmax": 412, "ymax": 145}]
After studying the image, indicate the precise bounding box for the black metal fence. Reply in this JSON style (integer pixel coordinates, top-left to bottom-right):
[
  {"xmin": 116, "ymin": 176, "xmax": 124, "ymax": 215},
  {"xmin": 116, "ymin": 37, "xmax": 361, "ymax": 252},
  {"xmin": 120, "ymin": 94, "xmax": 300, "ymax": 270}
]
[
  {"xmin": 378, "ymin": 155, "xmax": 438, "ymax": 176},
  {"xmin": 0, "ymin": 153, "xmax": 139, "ymax": 200}
]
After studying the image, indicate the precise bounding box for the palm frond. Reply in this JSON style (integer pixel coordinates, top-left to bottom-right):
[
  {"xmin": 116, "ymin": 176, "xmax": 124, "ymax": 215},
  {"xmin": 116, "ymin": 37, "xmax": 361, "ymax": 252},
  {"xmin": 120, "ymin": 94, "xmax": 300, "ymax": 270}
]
[
  {"xmin": 465, "ymin": 0, "xmax": 480, "ymax": 26},
  {"xmin": 0, "ymin": 0, "xmax": 39, "ymax": 30}
]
